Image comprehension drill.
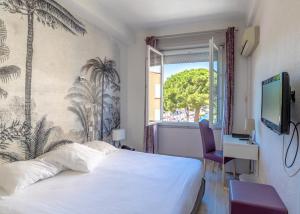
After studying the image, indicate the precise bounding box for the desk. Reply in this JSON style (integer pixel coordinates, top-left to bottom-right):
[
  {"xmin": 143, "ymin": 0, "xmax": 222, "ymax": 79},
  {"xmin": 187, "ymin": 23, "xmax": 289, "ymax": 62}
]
[
  {"xmin": 222, "ymin": 135, "xmax": 259, "ymax": 184},
  {"xmin": 223, "ymin": 135, "xmax": 259, "ymax": 160}
]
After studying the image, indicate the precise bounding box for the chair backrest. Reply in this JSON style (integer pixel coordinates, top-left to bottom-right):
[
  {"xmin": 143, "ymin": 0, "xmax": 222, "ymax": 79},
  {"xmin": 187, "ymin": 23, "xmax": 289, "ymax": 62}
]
[{"xmin": 199, "ymin": 119, "xmax": 216, "ymax": 156}]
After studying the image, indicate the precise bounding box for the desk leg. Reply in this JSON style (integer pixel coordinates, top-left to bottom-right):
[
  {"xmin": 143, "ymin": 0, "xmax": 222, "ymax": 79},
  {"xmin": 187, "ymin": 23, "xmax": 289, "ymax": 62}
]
[
  {"xmin": 255, "ymin": 160, "xmax": 259, "ymax": 177},
  {"xmin": 233, "ymin": 160, "xmax": 236, "ymax": 179}
]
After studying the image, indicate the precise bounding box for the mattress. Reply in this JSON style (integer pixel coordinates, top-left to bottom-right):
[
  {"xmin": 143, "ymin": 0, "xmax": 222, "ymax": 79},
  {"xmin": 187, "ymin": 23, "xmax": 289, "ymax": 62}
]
[{"xmin": 0, "ymin": 150, "xmax": 204, "ymax": 214}]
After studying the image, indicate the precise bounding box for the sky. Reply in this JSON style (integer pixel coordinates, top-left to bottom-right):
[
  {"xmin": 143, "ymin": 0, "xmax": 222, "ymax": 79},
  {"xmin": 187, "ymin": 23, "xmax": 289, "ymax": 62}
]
[{"xmin": 164, "ymin": 62, "xmax": 209, "ymax": 82}]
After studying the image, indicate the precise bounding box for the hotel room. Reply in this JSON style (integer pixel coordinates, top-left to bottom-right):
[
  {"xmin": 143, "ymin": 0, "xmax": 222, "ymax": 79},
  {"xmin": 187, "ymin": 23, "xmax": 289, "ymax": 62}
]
[{"xmin": 0, "ymin": 0, "xmax": 299, "ymax": 213}]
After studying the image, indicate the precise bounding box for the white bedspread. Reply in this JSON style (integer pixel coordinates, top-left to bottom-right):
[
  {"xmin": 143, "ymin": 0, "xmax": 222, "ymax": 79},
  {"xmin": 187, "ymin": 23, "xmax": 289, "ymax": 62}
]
[{"xmin": 0, "ymin": 150, "xmax": 203, "ymax": 214}]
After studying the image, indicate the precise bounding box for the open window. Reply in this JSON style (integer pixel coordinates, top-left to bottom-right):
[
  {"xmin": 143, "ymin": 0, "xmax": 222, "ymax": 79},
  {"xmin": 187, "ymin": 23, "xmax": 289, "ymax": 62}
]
[
  {"xmin": 146, "ymin": 37, "xmax": 224, "ymax": 127},
  {"xmin": 209, "ymin": 38, "xmax": 224, "ymax": 128},
  {"xmin": 146, "ymin": 46, "xmax": 164, "ymax": 124}
]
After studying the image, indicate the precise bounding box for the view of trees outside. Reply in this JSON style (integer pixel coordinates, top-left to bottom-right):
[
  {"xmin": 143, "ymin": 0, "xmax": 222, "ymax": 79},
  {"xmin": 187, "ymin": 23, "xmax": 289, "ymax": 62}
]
[{"xmin": 163, "ymin": 62, "xmax": 209, "ymax": 122}]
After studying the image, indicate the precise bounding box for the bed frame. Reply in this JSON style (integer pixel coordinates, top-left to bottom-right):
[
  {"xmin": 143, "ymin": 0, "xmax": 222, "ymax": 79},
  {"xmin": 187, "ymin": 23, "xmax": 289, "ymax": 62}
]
[{"xmin": 190, "ymin": 178, "xmax": 206, "ymax": 214}]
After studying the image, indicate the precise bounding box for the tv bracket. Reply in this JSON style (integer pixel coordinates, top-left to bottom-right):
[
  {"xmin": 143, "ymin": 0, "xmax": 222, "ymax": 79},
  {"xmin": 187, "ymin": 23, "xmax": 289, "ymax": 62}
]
[{"xmin": 291, "ymin": 90, "xmax": 296, "ymax": 102}]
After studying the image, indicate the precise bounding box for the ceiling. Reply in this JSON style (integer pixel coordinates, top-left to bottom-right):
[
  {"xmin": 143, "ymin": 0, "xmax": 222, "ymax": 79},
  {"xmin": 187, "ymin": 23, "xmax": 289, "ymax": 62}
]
[
  {"xmin": 67, "ymin": 0, "xmax": 256, "ymax": 43},
  {"xmin": 96, "ymin": 0, "xmax": 255, "ymax": 29}
]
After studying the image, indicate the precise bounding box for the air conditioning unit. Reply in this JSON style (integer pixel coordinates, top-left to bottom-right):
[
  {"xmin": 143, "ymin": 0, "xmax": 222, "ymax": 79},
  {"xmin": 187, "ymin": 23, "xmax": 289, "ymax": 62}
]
[{"xmin": 240, "ymin": 26, "xmax": 260, "ymax": 57}]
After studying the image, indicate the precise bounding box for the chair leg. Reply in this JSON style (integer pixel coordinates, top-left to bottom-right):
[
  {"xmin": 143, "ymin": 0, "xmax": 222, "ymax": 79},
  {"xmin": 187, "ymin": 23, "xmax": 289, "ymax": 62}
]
[
  {"xmin": 233, "ymin": 160, "xmax": 237, "ymax": 179},
  {"xmin": 212, "ymin": 161, "xmax": 216, "ymax": 173}
]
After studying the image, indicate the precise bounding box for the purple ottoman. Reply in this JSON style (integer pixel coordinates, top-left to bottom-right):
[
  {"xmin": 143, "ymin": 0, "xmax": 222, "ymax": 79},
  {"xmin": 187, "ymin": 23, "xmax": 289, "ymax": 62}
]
[{"xmin": 229, "ymin": 180, "xmax": 288, "ymax": 214}]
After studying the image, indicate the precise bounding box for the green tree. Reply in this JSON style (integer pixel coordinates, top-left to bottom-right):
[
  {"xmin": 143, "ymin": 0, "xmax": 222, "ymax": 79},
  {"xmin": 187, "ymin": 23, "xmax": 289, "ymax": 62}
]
[{"xmin": 163, "ymin": 68, "xmax": 209, "ymax": 122}]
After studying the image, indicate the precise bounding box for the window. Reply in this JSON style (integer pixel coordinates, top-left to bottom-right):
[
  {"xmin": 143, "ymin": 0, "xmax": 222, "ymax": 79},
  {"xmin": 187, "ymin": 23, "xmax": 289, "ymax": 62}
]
[
  {"xmin": 154, "ymin": 84, "xmax": 161, "ymax": 98},
  {"xmin": 146, "ymin": 47, "xmax": 163, "ymax": 123},
  {"xmin": 163, "ymin": 61, "xmax": 209, "ymax": 123},
  {"xmin": 146, "ymin": 36, "xmax": 224, "ymax": 127},
  {"xmin": 209, "ymin": 38, "xmax": 224, "ymax": 128}
]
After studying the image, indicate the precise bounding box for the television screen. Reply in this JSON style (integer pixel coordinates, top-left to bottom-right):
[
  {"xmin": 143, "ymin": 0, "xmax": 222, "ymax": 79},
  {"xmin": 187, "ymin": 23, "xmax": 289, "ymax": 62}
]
[
  {"xmin": 261, "ymin": 76, "xmax": 282, "ymax": 126},
  {"xmin": 261, "ymin": 72, "xmax": 290, "ymax": 134}
]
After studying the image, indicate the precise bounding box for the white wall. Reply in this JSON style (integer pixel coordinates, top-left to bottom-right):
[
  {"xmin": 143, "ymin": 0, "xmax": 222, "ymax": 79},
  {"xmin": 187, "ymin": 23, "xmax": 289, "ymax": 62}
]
[
  {"xmin": 125, "ymin": 18, "xmax": 250, "ymax": 156},
  {"xmin": 125, "ymin": 32, "xmax": 147, "ymax": 151},
  {"xmin": 158, "ymin": 126, "xmax": 221, "ymax": 158},
  {"xmin": 119, "ymin": 44, "xmax": 129, "ymax": 134},
  {"xmin": 250, "ymin": 0, "xmax": 300, "ymax": 213}
]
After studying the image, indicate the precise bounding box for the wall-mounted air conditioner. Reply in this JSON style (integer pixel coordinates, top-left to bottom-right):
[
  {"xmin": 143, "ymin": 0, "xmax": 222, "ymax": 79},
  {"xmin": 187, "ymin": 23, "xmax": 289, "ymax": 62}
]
[{"xmin": 240, "ymin": 26, "xmax": 260, "ymax": 57}]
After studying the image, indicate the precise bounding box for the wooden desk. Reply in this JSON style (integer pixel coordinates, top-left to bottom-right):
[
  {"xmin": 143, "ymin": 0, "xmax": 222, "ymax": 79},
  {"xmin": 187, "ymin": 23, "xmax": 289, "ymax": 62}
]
[
  {"xmin": 223, "ymin": 135, "xmax": 258, "ymax": 160},
  {"xmin": 222, "ymin": 135, "xmax": 259, "ymax": 184}
]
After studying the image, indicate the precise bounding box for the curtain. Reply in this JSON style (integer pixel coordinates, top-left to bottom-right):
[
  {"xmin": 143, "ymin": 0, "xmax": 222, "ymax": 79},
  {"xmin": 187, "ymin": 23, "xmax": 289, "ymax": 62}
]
[
  {"xmin": 223, "ymin": 27, "xmax": 235, "ymax": 135},
  {"xmin": 145, "ymin": 36, "xmax": 158, "ymax": 48},
  {"xmin": 144, "ymin": 124, "xmax": 158, "ymax": 153},
  {"xmin": 144, "ymin": 36, "xmax": 159, "ymax": 153}
]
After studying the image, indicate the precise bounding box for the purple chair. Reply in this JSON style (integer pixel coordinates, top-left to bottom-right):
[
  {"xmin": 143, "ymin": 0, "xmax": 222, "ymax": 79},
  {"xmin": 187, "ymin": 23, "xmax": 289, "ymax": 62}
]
[{"xmin": 199, "ymin": 119, "xmax": 236, "ymax": 180}]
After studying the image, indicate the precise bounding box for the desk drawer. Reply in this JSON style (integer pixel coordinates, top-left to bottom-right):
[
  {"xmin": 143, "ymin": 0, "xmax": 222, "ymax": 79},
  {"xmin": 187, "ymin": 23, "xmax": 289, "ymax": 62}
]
[{"xmin": 224, "ymin": 143, "xmax": 258, "ymax": 160}]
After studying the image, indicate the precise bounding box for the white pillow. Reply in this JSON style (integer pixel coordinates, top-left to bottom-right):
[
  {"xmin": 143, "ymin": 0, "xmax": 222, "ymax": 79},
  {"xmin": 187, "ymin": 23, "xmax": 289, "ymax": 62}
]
[
  {"xmin": 39, "ymin": 143, "xmax": 105, "ymax": 173},
  {"xmin": 0, "ymin": 160, "xmax": 63, "ymax": 195},
  {"xmin": 85, "ymin": 141, "xmax": 118, "ymax": 155}
]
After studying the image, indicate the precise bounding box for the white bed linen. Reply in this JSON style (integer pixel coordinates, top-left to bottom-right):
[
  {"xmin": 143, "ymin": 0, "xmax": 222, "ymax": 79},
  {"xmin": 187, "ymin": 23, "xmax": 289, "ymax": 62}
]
[{"xmin": 0, "ymin": 150, "xmax": 203, "ymax": 214}]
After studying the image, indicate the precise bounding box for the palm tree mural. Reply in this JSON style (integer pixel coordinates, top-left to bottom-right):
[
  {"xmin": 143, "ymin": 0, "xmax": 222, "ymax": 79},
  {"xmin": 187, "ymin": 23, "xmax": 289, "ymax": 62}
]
[
  {"xmin": 0, "ymin": 0, "xmax": 87, "ymax": 141},
  {"xmin": 66, "ymin": 77, "xmax": 115, "ymax": 141},
  {"xmin": 0, "ymin": 19, "xmax": 21, "ymax": 98},
  {"xmin": 66, "ymin": 77, "xmax": 102, "ymax": 140},
  {"xmin": 0, "ymin": 120, "xmax": 25, "ymax": 161},
  {"xmin": 27, "ymin": 116, "xmax": 72, "ymax": 159},
  {"xmin": 67, "ymin": 100, "xmax": 91, "ymax": 142},
  {"xmin": 103, "ymin": 96, "xmax": 120, "ymax": 138},
  {"xmin": 0, "ymin": 116, "xmax": 72, "ymax": 162},
  {"xmin": 81, "ymin": 57, "xmax": 120, "ymax": 140}
]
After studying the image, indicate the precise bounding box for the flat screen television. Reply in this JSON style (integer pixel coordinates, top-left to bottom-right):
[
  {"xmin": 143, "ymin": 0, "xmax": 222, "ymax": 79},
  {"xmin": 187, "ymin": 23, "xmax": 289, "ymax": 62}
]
[{"xmin": 261, "ymin": 72, "xmax": 291, "ymax": 134}]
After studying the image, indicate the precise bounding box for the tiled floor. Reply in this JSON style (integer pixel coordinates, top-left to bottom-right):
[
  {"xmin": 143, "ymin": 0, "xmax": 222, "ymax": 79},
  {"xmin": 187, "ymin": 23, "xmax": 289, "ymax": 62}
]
[{"xmin": 198, "ymin": 162, "xmax": 230, "ymax": 214}]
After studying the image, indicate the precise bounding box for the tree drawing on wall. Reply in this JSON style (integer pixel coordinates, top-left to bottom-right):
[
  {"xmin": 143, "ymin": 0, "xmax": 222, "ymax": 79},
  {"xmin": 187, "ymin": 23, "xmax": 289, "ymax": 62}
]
[
  {"xmin": 0, "ymin": 116, "xmax": 72, "ymax": 162},
  {"xmin": 103, "ymin": 95, "xmax": 120, "ymax": 138},
  {"xmin": 67, "ymin": 100, "xmax": 91, "ymax": 142},
  {"xmin": 0, "ymin": 121, "xmax": 25, "ymax": 161},
  {"xmin": 0, "ymin": 0, "xmax": 87, "ymax": 144},
  {"xmin": 81, "ymin": 57, "xmax": 120, "ymax": 140},
  {"xmin": 67, "ymin": 58, "xmax": 120, "ymax": 142},
  {"xmin": 0, "ymin": 19, "xmax": 21, "ymax": 99},
  {"xmin": 66, "ymin": 77, "xmax": 107, "ymax": 141}
]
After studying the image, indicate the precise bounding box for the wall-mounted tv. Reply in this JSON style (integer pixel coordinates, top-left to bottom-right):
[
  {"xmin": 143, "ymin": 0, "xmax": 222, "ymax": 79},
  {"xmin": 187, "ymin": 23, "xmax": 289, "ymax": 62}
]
[{"xmin": 261, "ymin": 72, "xmax": 291, "ymax": 134}]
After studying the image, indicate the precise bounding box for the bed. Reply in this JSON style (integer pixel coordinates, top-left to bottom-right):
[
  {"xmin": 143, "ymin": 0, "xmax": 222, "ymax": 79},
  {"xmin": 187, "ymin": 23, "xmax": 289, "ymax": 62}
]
[{"xmin": 0, "ymin": 150, "xmax": 205, "ymax": 214}]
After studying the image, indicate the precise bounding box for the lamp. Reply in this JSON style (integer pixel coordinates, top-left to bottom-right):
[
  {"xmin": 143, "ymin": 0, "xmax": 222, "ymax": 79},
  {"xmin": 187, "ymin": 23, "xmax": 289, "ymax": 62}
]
[{"xmin": 112, "ymin": 129, "xmax": 125, "ymax": 148}]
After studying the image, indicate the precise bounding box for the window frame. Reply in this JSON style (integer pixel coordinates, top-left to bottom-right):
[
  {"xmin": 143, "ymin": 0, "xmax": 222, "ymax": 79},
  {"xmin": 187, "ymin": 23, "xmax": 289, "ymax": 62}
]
[
  {"xmin": 209, "ymin": 38, "xmax": 224, "ymax": 129},
  {"xmin": 146, "ymin": 45, "xmax": 164, "ymax": 125},
  {"xmin": 146, "ymin": 44, "xmax": 224, "ymax": 128}
]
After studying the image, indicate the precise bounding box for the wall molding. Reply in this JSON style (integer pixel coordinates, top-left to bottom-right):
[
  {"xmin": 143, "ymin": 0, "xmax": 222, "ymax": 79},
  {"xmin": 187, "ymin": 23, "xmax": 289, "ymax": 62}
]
[{"xmin": 60, "ymin": 0, "xmax": 136, "ymax": 45}]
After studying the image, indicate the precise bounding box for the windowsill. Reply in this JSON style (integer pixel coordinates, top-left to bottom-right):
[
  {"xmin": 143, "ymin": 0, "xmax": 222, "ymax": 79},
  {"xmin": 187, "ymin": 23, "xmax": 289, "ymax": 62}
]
[
  {"xmin": 158, "ymin": 122, "xmax": 199, "ymax": 129},
  {"xmin": 157, "ymin": 122, "xmax": 222, "ymax": 130}
]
